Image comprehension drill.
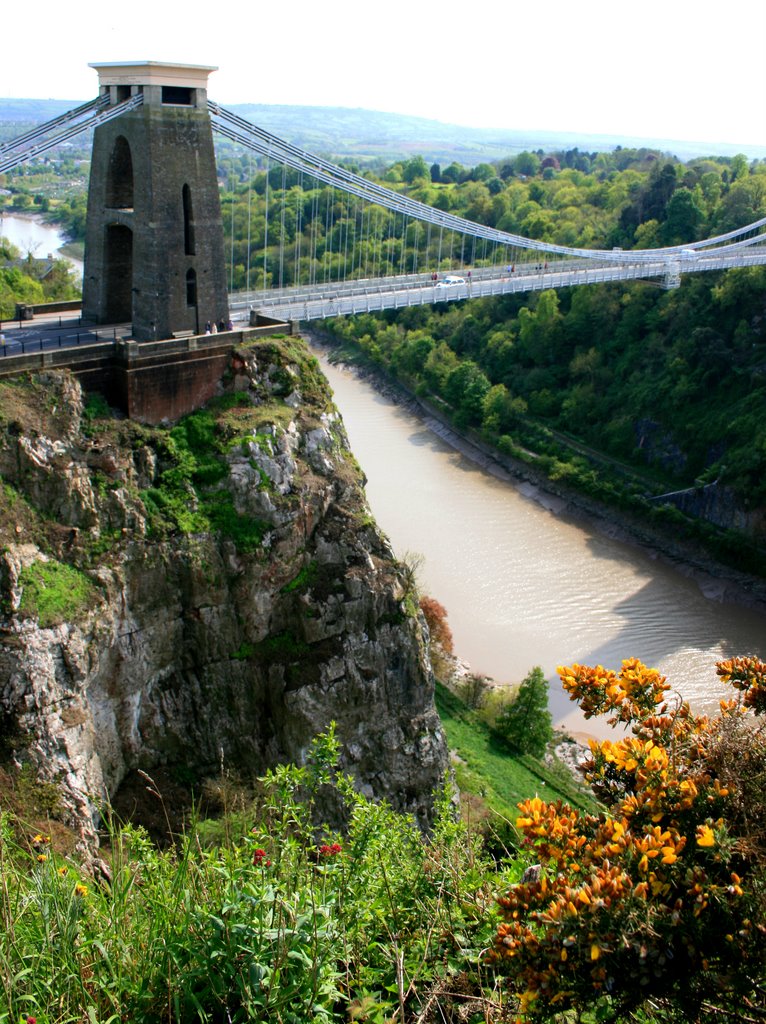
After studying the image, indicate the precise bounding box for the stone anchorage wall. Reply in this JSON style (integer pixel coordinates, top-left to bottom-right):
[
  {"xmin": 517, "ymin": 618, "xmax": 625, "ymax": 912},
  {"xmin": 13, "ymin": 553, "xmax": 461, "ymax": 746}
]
[
  {"xmin": 14, "ymin": 300, "xmax": 83, "ymax": 320},
  {"xmin": 0, "ymin": 319, "xmax": 298, "ymax": 424}
]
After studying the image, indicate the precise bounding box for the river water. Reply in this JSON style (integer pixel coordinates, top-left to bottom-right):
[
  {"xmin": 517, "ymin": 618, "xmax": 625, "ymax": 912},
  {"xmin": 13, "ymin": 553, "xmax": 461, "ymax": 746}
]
[
  {"xmin": 315, "ymin": 348, "xmax": 766, "ymax": 738},
  {"xmin": 0, "ymin": 212, "xmax": 83, "ymax": 279}
]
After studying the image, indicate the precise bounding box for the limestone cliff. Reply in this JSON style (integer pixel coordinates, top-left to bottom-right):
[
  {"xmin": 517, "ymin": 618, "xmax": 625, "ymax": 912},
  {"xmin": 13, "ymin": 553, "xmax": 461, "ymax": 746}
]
[{"xmin": 0, "ymin": 336, "xmax": 447, "ymax": 850}]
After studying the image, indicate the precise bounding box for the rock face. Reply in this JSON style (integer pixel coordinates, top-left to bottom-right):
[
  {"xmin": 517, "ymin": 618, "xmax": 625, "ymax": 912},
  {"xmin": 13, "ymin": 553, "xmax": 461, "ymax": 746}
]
[{"xmin": 0, "ymin": 337, "xmax": 447, "ymax": 851}]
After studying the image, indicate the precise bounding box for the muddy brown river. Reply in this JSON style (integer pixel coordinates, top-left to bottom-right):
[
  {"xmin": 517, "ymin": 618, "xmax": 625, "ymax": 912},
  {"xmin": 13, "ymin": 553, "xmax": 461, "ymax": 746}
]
[{"xmin": 316, "ymin": 349, "xmax": 766, "ymax": 738}]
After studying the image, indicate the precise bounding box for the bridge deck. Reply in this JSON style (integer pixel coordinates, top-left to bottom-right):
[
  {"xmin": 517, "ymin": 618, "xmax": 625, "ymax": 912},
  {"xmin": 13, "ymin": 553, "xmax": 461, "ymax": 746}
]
[{"xmin": 231, "ymin": 250, "xmax": 766, "ymax": 323}]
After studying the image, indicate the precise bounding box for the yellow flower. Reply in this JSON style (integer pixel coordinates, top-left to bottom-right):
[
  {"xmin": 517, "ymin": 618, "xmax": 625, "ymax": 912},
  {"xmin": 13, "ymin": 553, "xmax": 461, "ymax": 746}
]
[
  {"xmin": 696, "ymin": 825, "xmax": 716, "ymax": 848},
  {"xmin": 517, "ymin": 989, "xmax": 539, "ymax": 1016},
  {"xmin": 591, "ymin": 943, "xmax": 601, "ymax": 961},
  {"xmin": 75, "ymin": 883, "xmax": 88, "ymax": 897}
]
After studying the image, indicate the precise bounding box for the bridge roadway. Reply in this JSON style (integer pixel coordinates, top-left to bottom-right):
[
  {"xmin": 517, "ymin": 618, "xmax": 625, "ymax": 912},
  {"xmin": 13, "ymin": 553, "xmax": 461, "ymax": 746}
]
[
  {"xmin": 230, "ymin": 248, "xmax": 766, "ymax": 323},
  {"xmin": 0, "ymin": 311, "xmax": 130, "ymax": 359},
  {"xmin": 3, "ymin": 248, "xmax": 766, "ymax": 359}
]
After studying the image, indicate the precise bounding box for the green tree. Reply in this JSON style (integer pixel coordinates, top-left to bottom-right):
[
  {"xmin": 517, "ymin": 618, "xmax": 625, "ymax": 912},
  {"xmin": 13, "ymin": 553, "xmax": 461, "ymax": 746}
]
[
  {"xmin": 0, "ymin": 267, "xmax": 45, "ymax": 319},
  {"xmin": 517, "ymin": 290, "xmax": 563, "ymax": 365},
  {"xmin": 440, "ymin": 162, "xmax": 465, "ymax": 184},
  {"xmin": 730, "ymin": 152, "xmax": 749, "ymax": 182},
  {"xmin": 495, "ymin": 666, "xmax": 553, "ymax": 756},
  {"xmin": 482, "ymin": 383, "xmax": 527, "ymax": 435},
  {"xmin": 391, "ymin": 330, "xmax": 434, "ymax": 378},
  {"xmin": 471, "ymin": 162, "xmax": 495, "ymax": 183},
  {"xmin": 514, "ymin": 152, "xmax": 541, "ymax": 177},
  {"xmin": 714, "ymin": 176, "xmax": 766, "ymax": 232},
  {"xmin": 661, "ymin": 186, "xmax": 705, "ymax": 244},
  {"xmin": 423, "ymin": 340, "xmax": 459, "ymax": 395},
  {"xmin": 402, "ymin": 155, "xmax": 430, "ymax": 184},
  {"xmin": 445, "ymin": 360, "xmax": 491, "ymax": 427},
  {"xmin": 633, "ymin": 218, "xmax": 661, "ymax": 248}
]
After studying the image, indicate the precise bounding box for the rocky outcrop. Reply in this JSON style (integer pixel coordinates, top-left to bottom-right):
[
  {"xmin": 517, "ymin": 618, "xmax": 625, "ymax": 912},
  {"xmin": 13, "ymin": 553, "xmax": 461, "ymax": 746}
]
[
  {"xmin": 648, "ymin": 479, "xmax": 766, "ymax": 536},
  {"xmin": 0, "ymin": 338, "xmax": 447, "ymax": 852}
]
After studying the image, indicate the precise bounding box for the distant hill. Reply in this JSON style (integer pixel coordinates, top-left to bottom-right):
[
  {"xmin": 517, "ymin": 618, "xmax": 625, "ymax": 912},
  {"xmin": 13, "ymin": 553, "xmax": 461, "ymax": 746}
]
[
  {"xmin": 2, "ymin": 97, "xmax": 764, "ymax": 165},
  {"xmin": 226, "ymin": 104, "xmax": 766, "ymax": 165}
]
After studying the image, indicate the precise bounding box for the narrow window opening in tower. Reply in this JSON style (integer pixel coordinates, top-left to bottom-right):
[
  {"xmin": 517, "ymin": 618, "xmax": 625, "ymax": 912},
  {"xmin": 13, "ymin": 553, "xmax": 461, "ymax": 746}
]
[
  {"xmin": 183, "ymin": 184, "xmax": 196, "ymax": 255},
  {"xmin": 162, "ymin": 86, "xmax": 193, "ymax": 105},
  {"xmin": 106, "ymin": 136, "xmax": 134, "ymax": 209},
  {"xmin": 186, "ymin": 268, "xmax": 197, "ymax": 307},
  {"xmin": 116, "ymin": 85, "xmax": 131, "ymax": 102},
  {"xmin": 104, "ymin": 224, "xmax": 133, "ymax": 322}
]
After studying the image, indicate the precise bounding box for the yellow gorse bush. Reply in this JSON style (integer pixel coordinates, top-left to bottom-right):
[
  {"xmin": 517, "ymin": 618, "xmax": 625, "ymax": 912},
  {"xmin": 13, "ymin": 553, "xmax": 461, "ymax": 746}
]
[{"xmin": 491, "ymin": 655, "xmax": 766, "ymax": 1023}]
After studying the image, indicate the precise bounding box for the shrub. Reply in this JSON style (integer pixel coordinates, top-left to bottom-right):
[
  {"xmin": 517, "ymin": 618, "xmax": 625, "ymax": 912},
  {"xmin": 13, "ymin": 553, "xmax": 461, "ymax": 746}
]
[
  {"xmin": 491, "ymin": 656, "xmax": 766, "ymax": 1023},
  {"xmin": 457, "ymin": 673, "xmax": 492, "ymax": 710},
  {"xmin": 419, "ymin": 595, "xmax": 454, "ymax": 654}
]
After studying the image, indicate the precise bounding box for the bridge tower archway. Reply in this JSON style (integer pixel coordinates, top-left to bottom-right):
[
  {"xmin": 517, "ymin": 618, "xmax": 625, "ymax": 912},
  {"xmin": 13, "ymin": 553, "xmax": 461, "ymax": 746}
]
[
  {"xmin": 82, "ymin": 62, "xmax": 228, "ymax": 341},
  {"xmin": 106, "ymin": 135, "xmax": 134, "ymax": 209}
]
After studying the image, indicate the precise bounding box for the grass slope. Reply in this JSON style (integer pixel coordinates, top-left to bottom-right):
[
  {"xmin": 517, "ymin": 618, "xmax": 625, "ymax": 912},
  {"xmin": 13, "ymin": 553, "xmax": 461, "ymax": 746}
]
[{"xmin": 435, "ymin": 682, "xmax": 595, "ymax": 827}]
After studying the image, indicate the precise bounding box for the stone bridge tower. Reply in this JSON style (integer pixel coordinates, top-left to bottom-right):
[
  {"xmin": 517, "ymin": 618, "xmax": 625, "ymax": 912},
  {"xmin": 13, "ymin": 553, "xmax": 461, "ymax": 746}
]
[{"xmin": 82, "ymin": 61, "xmax": 229, "ymax": 341}]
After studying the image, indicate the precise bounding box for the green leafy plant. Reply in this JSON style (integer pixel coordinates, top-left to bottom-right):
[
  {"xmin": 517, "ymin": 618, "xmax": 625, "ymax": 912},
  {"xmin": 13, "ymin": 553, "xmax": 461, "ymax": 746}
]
[
  {"xmin": 281, "ymin": 560, "xmax": 318, "ymax": 594},
  {"xmin": 0, "ymin": 728, "xmax": 512, "ymax": 1023}
]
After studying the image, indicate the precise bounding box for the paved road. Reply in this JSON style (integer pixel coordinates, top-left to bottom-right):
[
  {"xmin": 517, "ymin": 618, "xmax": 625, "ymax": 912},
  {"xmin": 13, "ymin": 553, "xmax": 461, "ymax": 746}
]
[{"xmin": 0, "ymin": 315, "xmax": 129, "ymax": 357}]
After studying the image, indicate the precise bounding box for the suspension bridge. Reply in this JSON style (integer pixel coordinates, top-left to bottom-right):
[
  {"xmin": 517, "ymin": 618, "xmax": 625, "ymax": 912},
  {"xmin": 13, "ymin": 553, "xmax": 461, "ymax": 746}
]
[{"xmin": 2, "ymin": 61, "xmax": 766, "ymax": 335}]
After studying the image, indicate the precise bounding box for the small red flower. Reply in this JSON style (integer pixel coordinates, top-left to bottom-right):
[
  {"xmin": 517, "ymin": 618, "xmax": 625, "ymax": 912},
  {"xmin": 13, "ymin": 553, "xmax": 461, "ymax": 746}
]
[
  {"xmin": 26, "ymin": 1016, "xmax": 37, "ymax": 1024},
  {"xmin": 319, "ymin": 842, "xmax": 342, "ymax": 857},
  {"xmin": 253, "ymin": 848, "xmax": 267, "ymax": 865}
]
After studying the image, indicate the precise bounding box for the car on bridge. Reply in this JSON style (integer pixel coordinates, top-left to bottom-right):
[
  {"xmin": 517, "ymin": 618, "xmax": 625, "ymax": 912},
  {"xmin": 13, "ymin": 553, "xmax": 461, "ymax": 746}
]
[{"xmin": 435, "ymin": 275, "xmax": 466, "ymax": 288}]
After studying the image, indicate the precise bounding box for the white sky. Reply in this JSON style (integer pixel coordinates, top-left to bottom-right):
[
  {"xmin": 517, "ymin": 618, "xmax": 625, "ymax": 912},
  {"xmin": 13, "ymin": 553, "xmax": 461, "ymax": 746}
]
[{"xmin": 3, "ymin": 0, "xmax": 765, "ymax": 149}]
